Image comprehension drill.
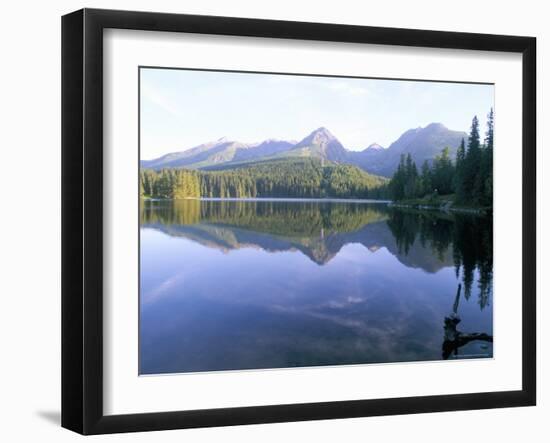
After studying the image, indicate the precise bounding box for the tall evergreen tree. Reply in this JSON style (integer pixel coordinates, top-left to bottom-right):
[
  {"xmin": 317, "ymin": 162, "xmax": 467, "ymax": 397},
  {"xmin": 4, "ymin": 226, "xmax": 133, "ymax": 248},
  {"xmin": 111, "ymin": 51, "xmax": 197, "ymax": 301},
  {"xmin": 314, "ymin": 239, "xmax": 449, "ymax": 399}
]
[
  {"xmin": 404, "ymin": 153, "xmax": 418, "ymax": 198},
  {"xmin": 463, "ymin": 116, "xmax": 482, "ymax": 204},
  {"xmin": 481, "ymin": 108, "xmax": 494, "ymax": 206},
  {"xmin": 420, "ymin": 160, "xmax": 432, "ymax": 197},
  {"xmin": 485, "ymin": 108, "xmax": 494, "ymax": 149},
  {"xmin": 432, "ymin": 147, "xmax": 454, "ymax": 195},
  {"xmin": 390, "ymin": 154, "xmax": 407, "ymax": 201},
  {"xmin": 454, "ymin": 138, "xmax": 466, "ymax": 202}
]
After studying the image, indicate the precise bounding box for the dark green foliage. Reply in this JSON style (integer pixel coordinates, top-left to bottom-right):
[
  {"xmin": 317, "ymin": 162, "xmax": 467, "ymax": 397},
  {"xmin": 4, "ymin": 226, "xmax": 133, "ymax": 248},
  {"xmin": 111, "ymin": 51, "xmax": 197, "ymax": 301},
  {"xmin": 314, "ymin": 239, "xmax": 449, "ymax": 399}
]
[
  {"xmin": 453, "ymin": 138, "xmax": 467, "ymax": 202},
  {"xmin": 481, "ymin": 108, "xmax": 494, "ymax": 206},
  {"xmin": 404, "ymin": 154, "xmax": 419, "ymax": 199},
  {"xmin": 390, "ymin": 154, "xmax": 406, "ymax": 201},
  {"xmin": 141, "ymin": 158, "xmax": 389, "ymax": 200},
  {"xmin": 388, "ymin": 111, "xmax": 493, "ymax": 208},
  {"xmin": 463, "ymin": 115, "xmax": 482, "ymax": 204},
  {"xmin": 419, "ymin": 160, "xmax": 432, "ymax": 197},
  {"xmin": 431, "ymin": 147, "xmax": 454, "ymax": 195},
  {"xmin": 389, "ymin": 153, "xmax": 421, "ymax": 201},
  {"xmin": 389, "ymin": 149, "xmax": 455, "ymax": 201}
]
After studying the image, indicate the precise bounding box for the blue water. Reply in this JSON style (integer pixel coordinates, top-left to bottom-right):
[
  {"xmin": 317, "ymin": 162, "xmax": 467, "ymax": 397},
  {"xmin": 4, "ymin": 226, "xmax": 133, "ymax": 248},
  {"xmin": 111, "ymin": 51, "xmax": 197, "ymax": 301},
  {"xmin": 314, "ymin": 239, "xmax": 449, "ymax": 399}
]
[{"xmin": 139, "ymin": 199, "xmax": 493, "ymax": 374}]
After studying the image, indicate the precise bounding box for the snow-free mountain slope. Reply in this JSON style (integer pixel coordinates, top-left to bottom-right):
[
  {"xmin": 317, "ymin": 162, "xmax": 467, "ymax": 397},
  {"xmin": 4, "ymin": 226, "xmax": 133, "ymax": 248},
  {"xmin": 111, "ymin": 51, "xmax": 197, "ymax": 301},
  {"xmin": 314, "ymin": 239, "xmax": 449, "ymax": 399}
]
[{"xmin": 141, "ymin": 123, "xmax": 467, "ymax": 176}]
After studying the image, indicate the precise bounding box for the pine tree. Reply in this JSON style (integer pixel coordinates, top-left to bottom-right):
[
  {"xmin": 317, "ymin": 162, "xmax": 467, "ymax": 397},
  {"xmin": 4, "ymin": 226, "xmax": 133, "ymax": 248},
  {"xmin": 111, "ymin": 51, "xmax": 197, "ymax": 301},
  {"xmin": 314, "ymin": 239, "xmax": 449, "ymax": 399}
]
[
  {"xmin": 432, "ymin": 147, "xmax": 454, "ymax": 195},
  {"xmin": 482, "ymin": 108, "xmax": 494, "ymax": 206},
  {"xmin": 454, "ymin": 138, "xmax": 466, "ymax": 202},
  {"xmin": 464, "ymin": 116, "xmax": 482, "ymax": 204},
  {"xmin": 420, "ymin": 160, "xmax": 432, "ymax": 196},
  {"xmin": 391, "ymin": 154, "xmax": 407, "ymax": 200},
  {"xmin": 404, "ymin": 153, "xmax": 418, "ymax": 198}
]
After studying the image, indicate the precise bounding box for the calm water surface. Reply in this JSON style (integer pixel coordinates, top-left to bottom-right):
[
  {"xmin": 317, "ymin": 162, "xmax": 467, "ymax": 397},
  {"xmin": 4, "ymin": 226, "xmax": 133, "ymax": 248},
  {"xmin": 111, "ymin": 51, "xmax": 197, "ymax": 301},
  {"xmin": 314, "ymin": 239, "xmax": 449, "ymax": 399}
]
[{"xmin": 140, "ymin": 199, "xmax": 493, "ymax": 374}]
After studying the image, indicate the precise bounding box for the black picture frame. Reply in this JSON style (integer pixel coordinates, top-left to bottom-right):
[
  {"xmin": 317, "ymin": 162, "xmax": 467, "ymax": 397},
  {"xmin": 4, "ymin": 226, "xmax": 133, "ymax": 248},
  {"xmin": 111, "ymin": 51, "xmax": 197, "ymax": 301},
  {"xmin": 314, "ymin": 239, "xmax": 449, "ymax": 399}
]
[{"xmin": 62, "ymin": 8, "xmax": 536, "ymax": 435}]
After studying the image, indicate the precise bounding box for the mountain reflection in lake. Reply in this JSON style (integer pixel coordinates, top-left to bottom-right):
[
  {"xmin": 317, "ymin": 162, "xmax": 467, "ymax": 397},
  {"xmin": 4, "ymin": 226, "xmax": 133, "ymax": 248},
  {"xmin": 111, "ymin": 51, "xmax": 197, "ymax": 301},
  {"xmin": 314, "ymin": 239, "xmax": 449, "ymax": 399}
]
[{"xmin": 140, "ymin": 199, "xmax": 493, "ymax": 374}]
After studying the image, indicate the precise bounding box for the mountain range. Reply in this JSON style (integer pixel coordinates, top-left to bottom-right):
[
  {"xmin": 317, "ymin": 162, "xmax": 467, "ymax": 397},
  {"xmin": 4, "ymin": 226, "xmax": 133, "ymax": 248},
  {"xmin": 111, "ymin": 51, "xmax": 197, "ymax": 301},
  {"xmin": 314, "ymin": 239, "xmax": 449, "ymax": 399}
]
[{"xmin": 141, "ymin": 123, "xmax": 467, "ymax": 177}]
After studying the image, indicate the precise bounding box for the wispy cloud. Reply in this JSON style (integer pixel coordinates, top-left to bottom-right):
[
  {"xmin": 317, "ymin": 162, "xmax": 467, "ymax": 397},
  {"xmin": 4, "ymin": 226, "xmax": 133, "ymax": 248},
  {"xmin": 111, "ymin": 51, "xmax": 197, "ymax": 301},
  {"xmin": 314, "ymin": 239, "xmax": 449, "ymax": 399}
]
[
  {"xmin": 142, "ymin": 273, "xmax": 185, "ymax": 304},
  {"xmin": 141, "ymin": 82, "xmax": 181, "ymax": 117},
  {"xmin": 140, "ymin": 68, "xmax": 493, "ymax": 159}
]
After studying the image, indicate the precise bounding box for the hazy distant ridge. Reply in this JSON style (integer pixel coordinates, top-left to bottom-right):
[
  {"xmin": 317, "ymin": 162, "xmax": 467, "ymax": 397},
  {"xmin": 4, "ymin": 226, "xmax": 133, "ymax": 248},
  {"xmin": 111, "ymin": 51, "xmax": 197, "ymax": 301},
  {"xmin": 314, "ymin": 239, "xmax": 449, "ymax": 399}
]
[{"xmin": 141, "ymin": 124, "xmax": 467, "ymax": 177}]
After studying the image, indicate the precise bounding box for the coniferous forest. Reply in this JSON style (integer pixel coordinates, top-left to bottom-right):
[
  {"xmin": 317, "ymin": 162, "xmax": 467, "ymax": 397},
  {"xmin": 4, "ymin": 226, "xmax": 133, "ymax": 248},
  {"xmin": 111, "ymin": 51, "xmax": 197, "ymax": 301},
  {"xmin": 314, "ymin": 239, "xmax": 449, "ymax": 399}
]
[
  {"xmin": 388, "ymin": 110, "xmax": 494, "ymax": 208},
  {"xmin": 140, "ymin": 158, "xmax": 389, "ymax": 200}
]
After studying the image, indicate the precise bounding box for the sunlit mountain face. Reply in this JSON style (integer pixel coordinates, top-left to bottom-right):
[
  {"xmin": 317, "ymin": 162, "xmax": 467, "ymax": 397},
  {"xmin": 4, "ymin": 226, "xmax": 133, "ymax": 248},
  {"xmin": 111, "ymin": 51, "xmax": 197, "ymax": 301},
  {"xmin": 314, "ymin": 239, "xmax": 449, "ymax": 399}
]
[
  {"xmin": 139, "ymin": 199, "xmax": 493, "ymax": 374},
  {"xmin": 141, "ymin": 124, "xmax": 467, "ymax": 177}
]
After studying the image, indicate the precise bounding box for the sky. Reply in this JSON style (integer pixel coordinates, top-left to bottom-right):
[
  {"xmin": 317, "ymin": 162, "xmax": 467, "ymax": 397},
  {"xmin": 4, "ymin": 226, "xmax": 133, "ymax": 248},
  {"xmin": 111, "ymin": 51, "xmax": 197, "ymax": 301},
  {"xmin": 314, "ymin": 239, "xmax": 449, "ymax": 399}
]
[{"xmin": 140, "ymin": 68, "xmax": 494, "ymax": 160}]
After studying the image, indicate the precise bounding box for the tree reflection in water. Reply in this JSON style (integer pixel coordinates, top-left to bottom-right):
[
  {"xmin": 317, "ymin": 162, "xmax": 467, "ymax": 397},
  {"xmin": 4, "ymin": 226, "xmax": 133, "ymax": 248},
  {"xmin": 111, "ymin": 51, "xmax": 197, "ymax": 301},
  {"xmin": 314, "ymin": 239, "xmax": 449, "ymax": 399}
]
[
  {"xmin": 141, "ymin": 200, "xmax": 492, "ymax": 304},
  {"xmin": 386, "ymin": 207, "xmax": 493, "ymax": 309},
  {"xmin": 140, "ymin": 199, "xmax": 493, "ymax": 367}
]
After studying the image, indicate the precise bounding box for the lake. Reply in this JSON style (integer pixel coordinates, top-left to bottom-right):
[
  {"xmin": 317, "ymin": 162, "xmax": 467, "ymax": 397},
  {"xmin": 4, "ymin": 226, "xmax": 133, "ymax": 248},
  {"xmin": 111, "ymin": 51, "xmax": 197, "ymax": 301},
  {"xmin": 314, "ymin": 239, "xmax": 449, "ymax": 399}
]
[{"xmin": 140, "ymin": 199, "xmax": 493, "ymax": 375}]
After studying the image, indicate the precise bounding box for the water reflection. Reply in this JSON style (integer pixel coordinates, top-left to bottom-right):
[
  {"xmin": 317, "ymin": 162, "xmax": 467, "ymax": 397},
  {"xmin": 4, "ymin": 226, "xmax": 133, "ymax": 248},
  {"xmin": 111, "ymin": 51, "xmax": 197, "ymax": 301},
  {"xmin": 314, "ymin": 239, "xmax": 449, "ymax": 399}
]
[{"xmin": 140, "ymin": 199, "xmax": 493, "ymax": 374}]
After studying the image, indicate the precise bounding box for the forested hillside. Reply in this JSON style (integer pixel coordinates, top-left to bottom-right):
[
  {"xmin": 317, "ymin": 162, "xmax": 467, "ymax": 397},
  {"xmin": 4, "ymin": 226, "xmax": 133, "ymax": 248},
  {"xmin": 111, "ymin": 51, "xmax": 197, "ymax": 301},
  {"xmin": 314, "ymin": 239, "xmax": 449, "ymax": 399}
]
[{"xmin": 140, "ymin": 158, "xmax": 389, "ymax": 200}]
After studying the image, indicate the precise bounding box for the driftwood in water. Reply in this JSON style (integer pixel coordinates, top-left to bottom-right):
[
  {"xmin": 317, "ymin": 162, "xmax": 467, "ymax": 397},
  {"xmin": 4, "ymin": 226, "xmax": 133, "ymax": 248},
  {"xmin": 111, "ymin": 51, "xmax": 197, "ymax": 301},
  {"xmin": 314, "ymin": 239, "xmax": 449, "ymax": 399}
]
[{"xmin": 442, "ymin": 283, "xmax": 493, "ymax": 360}]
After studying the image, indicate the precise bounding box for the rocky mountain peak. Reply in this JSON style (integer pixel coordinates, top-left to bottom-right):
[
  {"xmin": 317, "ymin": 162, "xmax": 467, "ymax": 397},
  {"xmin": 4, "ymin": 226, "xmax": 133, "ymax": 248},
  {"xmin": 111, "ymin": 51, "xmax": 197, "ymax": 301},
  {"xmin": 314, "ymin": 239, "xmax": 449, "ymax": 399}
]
[{"xmin": 364, "ymin": 143, "xmax": 384, "ymax": 151}]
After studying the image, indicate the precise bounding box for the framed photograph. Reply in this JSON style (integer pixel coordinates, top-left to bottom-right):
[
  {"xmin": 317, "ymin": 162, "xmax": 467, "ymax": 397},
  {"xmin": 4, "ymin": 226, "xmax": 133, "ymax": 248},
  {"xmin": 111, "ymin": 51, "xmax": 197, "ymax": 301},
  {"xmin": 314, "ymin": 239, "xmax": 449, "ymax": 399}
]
[{"xmin": 62, "ymin": 8, "xmax": 536, "ymax": 434}]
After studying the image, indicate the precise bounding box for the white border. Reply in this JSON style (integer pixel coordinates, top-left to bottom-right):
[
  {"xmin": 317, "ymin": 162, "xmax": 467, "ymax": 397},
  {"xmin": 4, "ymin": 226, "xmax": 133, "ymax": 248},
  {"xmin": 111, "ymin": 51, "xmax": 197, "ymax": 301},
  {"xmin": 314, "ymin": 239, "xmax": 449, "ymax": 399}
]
[{"xmin": 103, "ymin": 29, "xmax": 523, "ymax": 415}]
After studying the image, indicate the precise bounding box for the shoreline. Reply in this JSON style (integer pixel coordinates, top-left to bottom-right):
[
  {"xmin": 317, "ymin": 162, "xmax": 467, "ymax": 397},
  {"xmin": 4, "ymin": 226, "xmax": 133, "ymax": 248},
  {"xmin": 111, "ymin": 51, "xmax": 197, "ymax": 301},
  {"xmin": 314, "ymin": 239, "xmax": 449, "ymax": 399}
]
[
  {"xmin": 142, "ymin": 196, "xmax": 489, "ymax": 214},
  {"xmin": 388, "ymin": 201, "xmax": 491, "ymax": 215},
  {"xmin": 199, "ymin": 197, "xmax": 392, "ymax": 204},
  {"xmin": 143, "ymin": 197, "xmax": 392, "ymax": 204}
]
